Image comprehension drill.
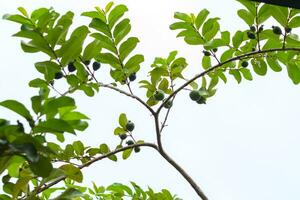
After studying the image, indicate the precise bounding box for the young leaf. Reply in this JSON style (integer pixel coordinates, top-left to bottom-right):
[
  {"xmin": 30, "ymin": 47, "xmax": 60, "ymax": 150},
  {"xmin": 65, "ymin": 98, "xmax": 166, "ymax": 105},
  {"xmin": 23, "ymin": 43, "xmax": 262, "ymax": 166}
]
[{"xmin": 0, "ymin": 100, "xmax": 32, "ymax": 121}]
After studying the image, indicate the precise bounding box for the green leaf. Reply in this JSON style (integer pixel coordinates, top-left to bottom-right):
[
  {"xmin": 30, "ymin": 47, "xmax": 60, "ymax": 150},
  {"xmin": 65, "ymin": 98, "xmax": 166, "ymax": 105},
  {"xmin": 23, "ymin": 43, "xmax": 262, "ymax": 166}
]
[
  {"xmin": 174, "ymin": 12, "xmax": 191, "ymax": 22},
  {"xmin": 166, "ymin": 51, "xmax": 178, "ymax": 64},
  {"xmin": 90, "ymin": 33, "xmax": 117, "ymax": 54},
  {"xmin": 12, "ymin": 177, "xmax": 31, "ymax": 199},
  {"xmin": 113, "ymin": 18, "xmax": 131, "ymax": 45},
  {"xmin": 57, "ymin": 25, "xmax": 89, "ymax": 66},
  {"xmin": 229, "ymin": 69, "xmax": 242, "ymax": 83},
  {"xmin": 43, "ymin": 96, "xmax": 75, "ymax": 114},
  {"xmin": 119, "ymin": 113, "xmax": 128, "ymax": 128},
  {"xmin": 73, "ymin": 141, "xmax": 84, "ymax": 156},
  {"xmin": 122, "ymin": 148, "xmax": 133, "ymax": 160},
  {"xmin": 232, "ymin": 31, "xmax": 244, "ymax": 48},
  {"xmin": 60, "ymin": 164, "xmax": 83, "ymax": 183},
  {"xmin": 289, "ymin": 16, "xmax": 300, "ymax": 28},
  {"xmin": 202, "ymin": 56, "xmax": 211, "ymax": 70},
  {"xmin": 240, "ymin": 68, "xmax": 253, "ymax": 81},
  {"xmin": 35, "ymin": 61, "xmax": 61, "ymax": 81},
  {"xmin": 195, "ymin": 9, "xmax": 209, "ymax": 29},
  {"xmin": 266, "ymin": 56, "xmax": 282, "ymax": 72},
  {"xmin": 124, "ymin": 54, "xmax": 144, "ymax": 71},
  {"xmin": 108, "ymin": 4, "xmax": 128, "ymax": 28},
  {"xmin": 0, "ymin": 100, "xmax": 32, "ymax": 121},
  {"xmin": 269, "ymin": 6, "xmax": 288, "ymax": 27},
  {"xmin": 81, "ymin": 10, "xmax": 106, "ymax": 22},
  {"xmin": 287, "ymin": 62, "xmax": 300, "ymax": 84},
  {"xmin": 89, "ymin": 18, "xmax": 111, "ymax": 37},
  {"xmin": 11, "ymin": 143, "xmax": 39, "ymax": 163},
  {"xmin": 99, "ymin": 143, "xmax": 110, "ymax": 154},
  {"xmin": 202, "ymin": 18, "xmax": 220, "ymax": 41},
  {"xmin": 28, "ymin": 78, "xmax": 48, "ymax": 88},
  {"xmin": 237, "ymin": 9, "xmax": 254, "ymax": 26},
  {"xmin": 114, "ymin": 127, "xmax": 126, "ymax": 135},
  {"xmin": 31, "ymin": 96, "xmax": 42, "ymax": 114},
  {"xmin": 105, "ymin": 2, "xmax": 114, "ymax": 13},
  {"xmin": 30, "ymin": 155, "xmax": 53, "ymax": 178},
  {"xmin": 17, "ymin": 7, "xmax": 28, "ymax": 17},
  {"xmin": 252, "ymin": 58, "xmax": 267, "ymax": 76},
  {"xmin": 34, "ymin": 119, "xmax": 75, "ymax": 134},
  {"xmin": 53, "ymin": 188, "xmax": 83, "ymax": 199},
  {"xmin": 83, "ymin": 40, "xmax": 102, "ymax": 61},
  {"xmin": 3, "ymin": 14, "xmax": 33, "ymax": 26},
  {"xmin": 61, "ymin": 111, "xmax": 89, "ymax": 121},
  {"xmin": 46, "ymin": 11, "xmax": 74, "ymax": 47},
  {"xmin": 96, "ymin": 53, "xmax": 121, "ymax": 69},
  {"xmin": 119, "ymin": 37, "xmax": 139, "ymax": 61}
]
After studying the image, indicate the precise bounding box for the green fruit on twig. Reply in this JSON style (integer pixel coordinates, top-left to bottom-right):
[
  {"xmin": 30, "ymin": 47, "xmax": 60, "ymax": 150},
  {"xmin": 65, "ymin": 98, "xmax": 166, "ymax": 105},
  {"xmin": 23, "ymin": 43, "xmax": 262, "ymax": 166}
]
[
  {"xmin": 68, "ymin": 62, "xmax": 76, "ymax": 72},
  {"xmin": 196, "ymin": 96, "xmax": 206, "ymax": 104},
  {"xmin": 92, "ymin": 62, "xmax": 101, "ymax": 71},
  {"xmin": 163, "ymin": 100, "xmax": 173, "ymax": 109},
  {"xmin": 272, "ymin": 26, "xmax": 282, "ymax": 35},
  {"xmin": 250, "ymin": 25, "xmax": 256, "ymax": 32},
  {"xmin": 134, "ymin": 146, "xmax": 141, "ymax": 153},
  {"xmin": 189, "ymin": 90, "xmax": 201, "ymax": 101},
  {"xmin": 203, "ymin": 50, "xmax": 211, "ymax": 56},
  {"xmin": 126, "ymin": 140, "xmax": 134, "ymax": 145},
  {"xmin": 154, "ymin": 90, "xmax": 165, "ymax": 101},
  {"xmin": 83, "ymin": 60, "xmax": 91, "ymax": 65},
  {"xmin": 54, "ymin": 71, "xmax": 63, "ymax": 79},
  {"xmin": 285, "ymin": 27, "xmax": 292, "ymax": 33},
  {"xmin": 126, "ymin": 121, "xmax": 135, "ymax": 132},
  {"xmin": 119, "ymin": 134, "xmax": 127, "ymax": 140},
  {"xmin": 258, "ymin": 25, "xmax": 264, "ymax": 33},
  {"xmin": 241, "ymin": 61, "xmax": 249, "ymax": 68},
  {"xmin": 129, "ymin": 73, "xmax": 136, "ymax": 81},
  {"xmin": 212, "ymin": 48, "xmax": 218, "ymax": 52},
  {"xmin": 247, "ymin": 31, "xmax": 256, "ymax": 39}
]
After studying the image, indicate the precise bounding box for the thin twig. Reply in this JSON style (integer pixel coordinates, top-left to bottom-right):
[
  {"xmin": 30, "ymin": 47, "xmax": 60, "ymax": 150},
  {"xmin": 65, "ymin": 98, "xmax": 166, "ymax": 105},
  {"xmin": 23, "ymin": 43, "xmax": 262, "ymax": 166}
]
[
  {"xmin": 157, "ymin": 47, "xmax": 300, "ymax": 114},
  {"xmin": 33, "ymin": 143, "xmax": 158, "ymax": 195}
]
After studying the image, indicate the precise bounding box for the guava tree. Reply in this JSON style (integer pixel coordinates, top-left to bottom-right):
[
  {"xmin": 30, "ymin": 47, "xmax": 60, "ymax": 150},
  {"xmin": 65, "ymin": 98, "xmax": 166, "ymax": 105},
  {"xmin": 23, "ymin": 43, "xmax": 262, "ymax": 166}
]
[{"xmin": 1, "ymin": 0, "xmax": 300, "ymax": 199}]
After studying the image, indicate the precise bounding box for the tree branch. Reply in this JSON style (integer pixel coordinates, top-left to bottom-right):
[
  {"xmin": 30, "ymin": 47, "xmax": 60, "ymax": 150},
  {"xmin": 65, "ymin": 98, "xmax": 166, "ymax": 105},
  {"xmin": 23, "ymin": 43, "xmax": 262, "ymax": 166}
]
[
  {"xmin": 99, "ymin": 83, "xmax": 155, "ymax": 115},
  {"xmin": 159, "ymin": 150, "xmax": 208, "ymax": 200},
  {"xmin": 35, "ymin": 143, "xmax": 158, "ymax": 195},
  {"xmin": 157, "ymin": 47, "xmax": 300, "ymax": 114}
]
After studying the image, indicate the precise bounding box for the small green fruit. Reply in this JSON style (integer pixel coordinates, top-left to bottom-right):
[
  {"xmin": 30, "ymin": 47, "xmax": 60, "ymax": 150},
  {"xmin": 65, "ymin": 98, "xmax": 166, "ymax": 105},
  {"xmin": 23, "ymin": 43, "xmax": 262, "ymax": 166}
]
[
  {"xmin": 54, "ymin": 71, "xmax": 63, "ymax": 79},
  {"xmin": 119, "ymin": 134, "xmax": 127, "ymax": 140},
  {"xmin": 258, "ymin": 25, "xmax": 264, "ymax": 33},
  {"xmin": 203, "ymin": 51, "xmax": 211, "ymax": 56},
  {"xmin": 247, "ymin": 31, "xmax": 256, "ymax": 39},
  {"xmin": 285, "ymin": 27, "xmax": 292, "ymax": 33},
  {"xmin": 272, "ymin": 26, "xmax": 282, "ymax": 35},
  {"xmin": 83, "ymin": 60, "xmax": 91, "ymax": 65},
  {"xmin": 126, "ymin": 121, "xmax": 135, "ymax": 132},
  {"xmin": 212, "ymin": 48, "xmax": 218, "ymax": 52},
  {"xmin": 129, "ymin": 73, "xmax": 136, "ymax": 81},
  {"xmin": 196, "ymin": 96, "xmax": 206, "ymax": 104},
  {"xmin": 134, "ymin": 146, "xmax": 141, "ymax": 153},
  {"xmin": 68, "ymin": 62, "xmax": 76, "ymax": 72},
  {"xmin": 250, "ymin": 25, "xmax": 256, "ymax": 32},
  {"xmin": 241, "ymin": 61, "xmax": 249, "ymax": 68},
  {"xmin": 189, "ymin": 90, "xmax": 201, "ymax": 101},
  {"xmin": 92, "ymin": 62, "xmax": 101, "ymax": 71},
  {"xmin": 154, "ymin": 90, "xmax": 165, "ymax": 101},
  {"xmin": 163, "ymin": 100, "xmax": 173, "ymax": 109},
  {"xmin": 126, "ymin": 140, "xmax": 134, "ymax": 145}
]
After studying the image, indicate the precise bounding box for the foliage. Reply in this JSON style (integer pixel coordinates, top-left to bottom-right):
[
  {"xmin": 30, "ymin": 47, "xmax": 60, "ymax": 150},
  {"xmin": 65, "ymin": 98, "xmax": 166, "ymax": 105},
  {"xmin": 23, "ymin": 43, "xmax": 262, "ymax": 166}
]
[{"xmin": 1, "ymin": 0, "xmax": 300, "ymax": 199}]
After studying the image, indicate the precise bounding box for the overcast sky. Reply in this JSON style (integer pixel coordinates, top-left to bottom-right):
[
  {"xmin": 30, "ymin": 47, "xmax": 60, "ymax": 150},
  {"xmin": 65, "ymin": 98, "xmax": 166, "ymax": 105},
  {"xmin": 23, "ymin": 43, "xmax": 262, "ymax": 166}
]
[{"xmin": 1, "ymin": 0, "xmax": 300, "ymax": 199}]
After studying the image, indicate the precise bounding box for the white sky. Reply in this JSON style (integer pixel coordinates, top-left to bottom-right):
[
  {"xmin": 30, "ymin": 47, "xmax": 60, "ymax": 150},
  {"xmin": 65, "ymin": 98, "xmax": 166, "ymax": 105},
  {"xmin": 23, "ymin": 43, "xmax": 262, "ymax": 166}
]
[{"xmin": 1, "ymin": 0, "xmax": 300, "ymax": 199}]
